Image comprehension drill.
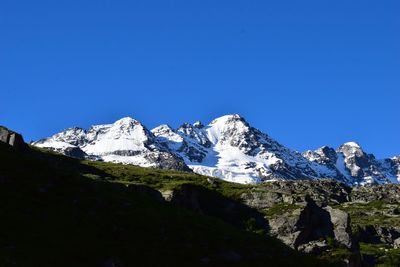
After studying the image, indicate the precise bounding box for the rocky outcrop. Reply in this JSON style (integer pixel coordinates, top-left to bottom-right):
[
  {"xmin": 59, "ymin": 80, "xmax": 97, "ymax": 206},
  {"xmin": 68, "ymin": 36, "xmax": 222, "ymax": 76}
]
[
  {"xmin": 297, "ymin": 240, "xmax": 329, "ymax": 254},
  {"xmin": 351, "ymin": 184, "xmax": 400, "ymax": 203},
  {"xmin": 43, "ymin": 146, "xmax": 88, "ymax": 159},
  {"xmin": 241, "ymin": 179, "xmax": 351, "ymax": 209},
  {"xmin": 357, "ymin": 225, "xmax": 400, "ymax": 246},
  {"xmin": 165, "ymin": 184, "xmax": 269, "ymax": 231},
  {"xmin": 325, "ymin": 206, "xmax": 353, "ymax": 248},
  {"xmin": 0, "ymin": 126, "xmax": 28, "ymax": 150},
  {"xmin": 268, "ymin": 197, "xmax": 352, "ymax": 249},
  {"xmin": 394, "ymin": 237, "xmax": 400, "ymax": 249}
]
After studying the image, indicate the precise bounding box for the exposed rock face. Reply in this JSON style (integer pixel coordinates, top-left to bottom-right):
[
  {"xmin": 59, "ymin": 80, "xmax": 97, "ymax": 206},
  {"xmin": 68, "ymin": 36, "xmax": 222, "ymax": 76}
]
[
  {"xmin": 46, "ymin": 146, "xmax": 88, "ymax": 159},
  {"xmin": 325, "ymin": 206, "xmax": 353, "ymax": 248},
  {"xmin": 241, "ymin": 179, "xmax": 351, "ymax": 209},
  {"xmin": 394, "ymin": 237, "xmax": 400, "ymax": 249},
  {"xmin": 351, "ymin": 184, "xmax": 400, "ymax": 203},
  {"xmin": 0, "ymin": 126, "xmax": 27, "ymax": 150},
  {"xmin": 305, "ymin": 142, "xmax": 399, "ymax": 185},
  {"xmin": 338, "ymin": 143, "xmax": 373, "ymax": 178},
  {"xmin": 297, "ymin": 240, "xmax": 329, "ymax": 255},
  {"xmin": 268, "ymin": 197, "xmax": 352, "ymax": 249},
  {"xmin": 357, "ymin": 225, "xmax": 400, "ymax": 245},
  {"xmin": 157, "ymin": 114, "xmax": 342, "ymax": 184},
  {"xmin": 303, "ymin": 146, "xmax": 338, "ymax": 166}
]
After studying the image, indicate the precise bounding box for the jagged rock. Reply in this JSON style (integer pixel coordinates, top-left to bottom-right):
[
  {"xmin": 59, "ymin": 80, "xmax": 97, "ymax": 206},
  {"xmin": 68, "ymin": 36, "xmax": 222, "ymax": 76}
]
[
  {"xmin": 31, "ymin": 115, "xmax": 400, "ymax": 185},
  {"xmin": 144, "ymin": 151, "xmax": 191, "ymax": 172},
  {"xmin": 159, "ymin": 189, "xmax": 174, "ymax": 201},
  {"xmin": 268, "ymin": 197, "xmax": 353, "ymax": 250},
  {"xmin": 241, "ymin": 191, "xmax": 285, "ymax": 209},
  {"xmin": 338, "ymin": 142, "xmax": 372, "ymax": 178},
  {"xmin": 297, "ymin": 240, "xmax": 329, "ymax": 254},
  {"xmin": 357, "ymin": 225, "xmax": 400, "ymax": 245},
  {"xmin": 394, "ymin": 237, "xmax": 400, "ymax": 248},
  {"xmin": 324, "ymin": 206, "xmax": 353, "ymax": 248},
  {"xmin": 241, "ymin": 179, "xmax": 351, "ymax": 209},
  {"xmin": 0, "ymin": 126, "xmax": 28, "ymax": 150},
  {"xmin": 43, "ymin": 146, "xmax": 88, "ymax": 159},
  {"xmin": 351, "ymin": 184, "xmax": 400, "ymax": 203},
  {"xmin": 268, "ymin": 197, "xmax": 334, "ymax": 249}
]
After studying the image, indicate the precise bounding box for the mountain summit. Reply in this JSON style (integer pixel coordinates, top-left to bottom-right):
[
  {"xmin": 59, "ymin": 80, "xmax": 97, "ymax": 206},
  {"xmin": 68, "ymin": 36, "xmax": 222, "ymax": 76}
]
[
  {"xmin": 33, "ymin": 115, "xmax": 400, "ymax": 185},
  {"xmin": 33, "ymin": 117, "xmax": 189, "ymax": 171}
]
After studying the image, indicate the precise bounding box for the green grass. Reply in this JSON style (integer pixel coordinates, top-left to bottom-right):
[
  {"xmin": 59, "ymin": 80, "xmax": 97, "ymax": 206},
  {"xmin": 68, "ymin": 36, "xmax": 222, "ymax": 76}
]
[
  {"xmin": 337, "ymin": 201, "xmax": 400, "ymax": 228},
  {"xmin": 360, "ymin": 243, "xmax": 400, "ymax": 267},
  {"xmin": 81, "ymin": 159, "xmax": 253, "ymax": 199},
  {"xmin": 0, "ymin": 144, "xmax": 339, "ymax": 267},
  {"xmin": 13, "ymin": 145, "xmax": 400, "ymax": 266},
  {"xmin": 262, "ymin": 203, "xmax": 301, "ymax": 218}
]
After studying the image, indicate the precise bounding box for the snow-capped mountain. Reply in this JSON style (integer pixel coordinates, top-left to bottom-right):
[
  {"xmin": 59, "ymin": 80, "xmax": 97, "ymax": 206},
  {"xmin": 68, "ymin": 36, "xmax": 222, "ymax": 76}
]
[
  {"xmin": 33, "ymin": 115, "xmax": 400, "ymax": 185},
  {"xmin": 303, "ymin": 142, "xmax": 399, "ymax": 185},
  {"xmin": 33, "ymin": 117, "xmax": 189, "ymax": 171},
  {"xmin": 153, "ymin": 114, "xmax": 338, "ymax": 184}
]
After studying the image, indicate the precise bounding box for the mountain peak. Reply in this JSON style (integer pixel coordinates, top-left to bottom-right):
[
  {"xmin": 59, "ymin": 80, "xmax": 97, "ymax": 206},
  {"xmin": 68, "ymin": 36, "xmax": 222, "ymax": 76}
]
[
  {"xmin": 114, "ymin": 116, "xmax": 140, "ymax": 126},
  {"xmin": 210, "ymin": 114, "xmax": 244, "ymax": 125},
  {"xmin": 338, "ymin": 142, "xmax": 365, "ymax": 156},
  {"xmin": 193, "ymin": 121, "xmax": 204, "ymax": 129},
  {"xmin": 151, "ymin": 124, "xmax": 175, "ymax": 135},
  {"xmin": 342, "ymin": 142, "xmax": 361, "ymax": 148},
  {"xmin": 32, "ymin": 115, "xmax": 399, "ymax": 186}
]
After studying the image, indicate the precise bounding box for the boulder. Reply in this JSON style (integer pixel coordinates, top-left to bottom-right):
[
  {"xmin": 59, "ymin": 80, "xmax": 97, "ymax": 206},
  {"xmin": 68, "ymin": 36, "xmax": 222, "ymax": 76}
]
[
  {"xmin": 0, "ymin": 126, "xmax": 28, "ymax": 150},
  {"xmin": 268, "ymin": 196, "xmax": 353, "ymax": 249},
  {"xmin": 394, "ymin": 237, "xmax": 400, "ymax": 249},
  {"xmin": 268, "ymin": 197, "xmax": 335, "ymax": 249},
  {"xmin": 297, "ymin": 240, "xmax": 329, "ymax": 255},
  {"xmin": 324, "ymin": 206, "xmax": 353, "ymax": 248},
  {"xmin": 358, "ymin": 225, "xmax": 400, "ymax": 245}
]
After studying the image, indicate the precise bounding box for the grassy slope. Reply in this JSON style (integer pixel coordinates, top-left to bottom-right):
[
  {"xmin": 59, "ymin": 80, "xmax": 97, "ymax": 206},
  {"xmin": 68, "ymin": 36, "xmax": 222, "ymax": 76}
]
[
  {"xmin": 338, "ymin": 201, "xmax": 400, "ymax": 228},
  {"xmin": 0, "ymin": 144, "xmax": 334, "ymax": 267},
  {"xmin": 337, "ymin": 201, "xmax": 400, "ymax": 266}
]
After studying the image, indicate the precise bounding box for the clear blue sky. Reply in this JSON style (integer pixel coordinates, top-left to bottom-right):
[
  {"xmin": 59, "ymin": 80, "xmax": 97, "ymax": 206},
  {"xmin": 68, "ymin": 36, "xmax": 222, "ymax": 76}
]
[{"xmin": 1, "ymin": 0, "xmax": 399, "ymax": 158}]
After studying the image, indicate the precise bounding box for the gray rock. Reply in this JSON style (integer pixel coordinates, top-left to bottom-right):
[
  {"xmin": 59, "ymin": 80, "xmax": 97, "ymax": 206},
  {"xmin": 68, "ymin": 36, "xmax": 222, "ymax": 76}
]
[
  {"xmin": 0, "ymin": 126, "xmax": 27, "ymax": 150},
  {"xmin": 324, "ymin": 206, "xmax": 353, "ymax": 248},
  {"xmin": 241, "ymin": 191, "xmax": 284, "ymax": 209},
  {"xmin": 268, "ymin": 196, "xmax": 353, "ymax": 250},
  {"xmin": 394, "ymin": 237, "xmax": 400, "ymax": 249},
  {"xmin": 297, "ymin": 240, "xmax": 329, "ymax": 254},
  {"xmin": 351, "ymin": 184, "xmax": 400, "ymax": 203},
  {"xmin": 241, "ymin": 179, "xmax": 351, "ymax": 209},
  {"xmin": 268, "ymin": 197, "xmax": 335, "ymax": 249},
  {"xmin": 358, "ymin": 225, "xmax": 400, "ymax": 245},
  {"xmin": 159, "ymin": 189, "xmax": 174, "ymax": 202},
  {"xmin": 43, "ymin": 146, "xmax": 88, "ymax": 159}
]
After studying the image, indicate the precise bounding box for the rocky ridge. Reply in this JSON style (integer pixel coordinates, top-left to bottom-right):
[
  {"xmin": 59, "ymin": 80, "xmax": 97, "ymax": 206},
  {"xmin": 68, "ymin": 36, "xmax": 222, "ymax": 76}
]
[
  {"xmin": 33, "ymin": 117, "xmax": 190, "ymax": 172},
  {"xmin": 33, "ymin": 115, "xmax": 400, "ymax": 186},
  {"xmin": 0, "ymin": 126, "xmax": 28, "ymax": 150}
]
